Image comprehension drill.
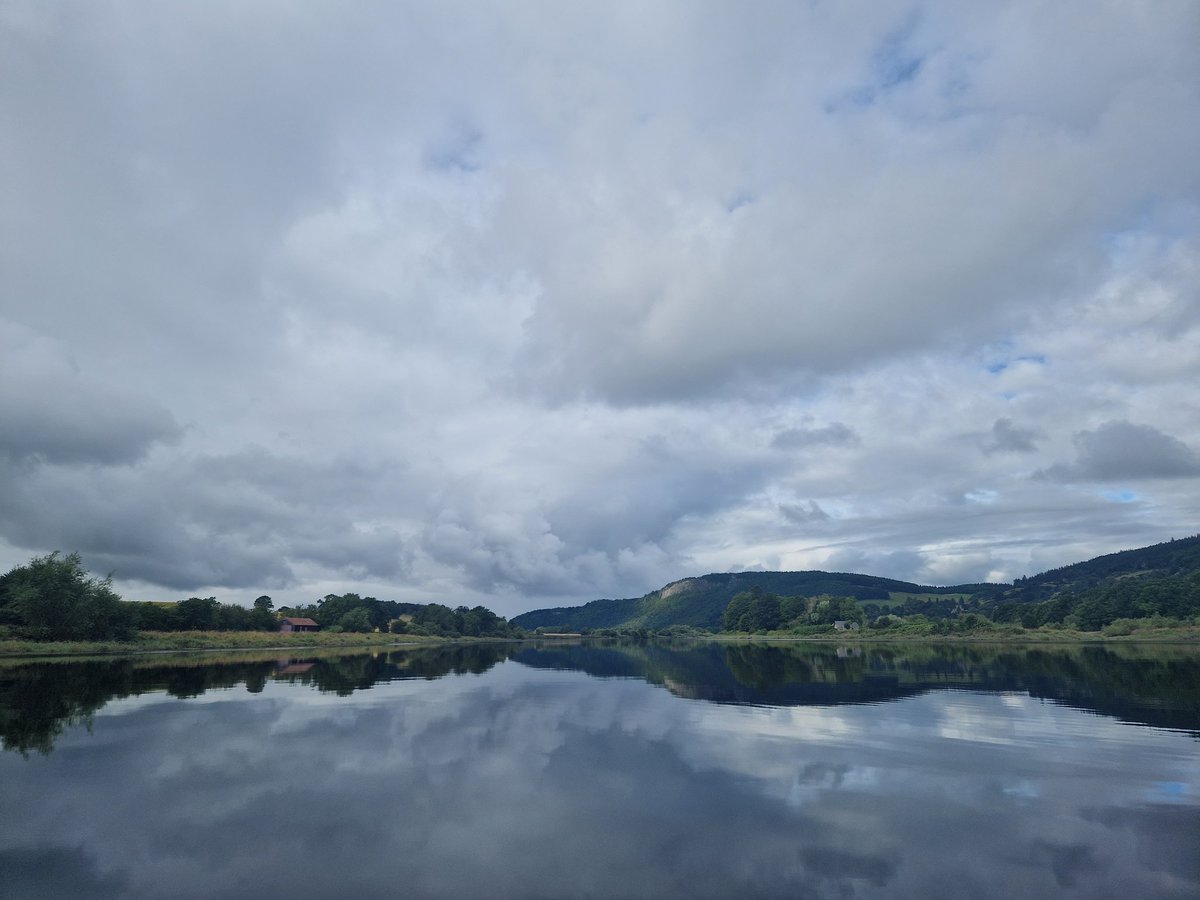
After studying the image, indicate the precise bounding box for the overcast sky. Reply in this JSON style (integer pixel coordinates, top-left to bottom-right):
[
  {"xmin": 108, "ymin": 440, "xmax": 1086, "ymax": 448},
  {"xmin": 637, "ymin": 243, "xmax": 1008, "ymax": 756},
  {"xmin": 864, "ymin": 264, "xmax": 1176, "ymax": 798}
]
[{"xmin": 2, "ymin": 1, "xmax": 1198, "ymax": 617}]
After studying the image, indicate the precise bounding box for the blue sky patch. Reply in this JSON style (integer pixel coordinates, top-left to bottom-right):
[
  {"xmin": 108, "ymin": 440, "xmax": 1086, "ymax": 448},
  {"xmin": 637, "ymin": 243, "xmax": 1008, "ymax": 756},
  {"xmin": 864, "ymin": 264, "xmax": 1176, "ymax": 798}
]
[
  {"xmin": 1100, "ymin": 489, "xmax": 1138, "ymax": 504},
  {"xmin": 987, "ymin": 354, "xmax": 1047, "ymax": 374}
]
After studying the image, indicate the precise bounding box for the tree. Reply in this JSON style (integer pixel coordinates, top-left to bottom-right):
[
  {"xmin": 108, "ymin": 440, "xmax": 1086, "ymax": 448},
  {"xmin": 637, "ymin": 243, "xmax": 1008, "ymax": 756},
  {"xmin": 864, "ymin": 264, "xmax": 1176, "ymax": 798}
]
[
  {"xmin": 806, "ymin": 595, "xmax": 864, "ymax": 626},
  {"xmin": 0, "ymin": 552, "xmax": 134, "ymax": 641},
  {"xmin": 251, "ymin": 595, "xmax": 276, "ymax": 630},
  {"xmin": 722, "ymin": 589, "xmax": 783, "ymax": 632},
  {"xmin": 416, "ymin": 603, "xmax": 461, "ymax": 635},
  {"xmin": 336, "ymin": 608, "xmax": 373, "ymax": 632},
  {"xmin": 176, "ymin": 597, "xmax": 219, "ymax": 631}
]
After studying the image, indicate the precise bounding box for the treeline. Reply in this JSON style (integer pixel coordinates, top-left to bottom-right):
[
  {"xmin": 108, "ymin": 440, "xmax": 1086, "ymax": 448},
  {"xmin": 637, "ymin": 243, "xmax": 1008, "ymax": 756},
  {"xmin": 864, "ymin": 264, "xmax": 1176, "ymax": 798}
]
[
  {"xmin": 1005, "ymin": 534, "xmax": 1200, "ymax": 603},
  {"xmin": 0, "ymin": 553, "xmax": 521, "ymax": 642},
  {"xmin": 722, "ymin": 589, "xmax": 865, "ymax": 632},
  {"xmin": 719, "ymin": 575, "xmax": 1200, "ymax": 635},
  {"xmin": 987, "ymin": 572, "xmax": 1200, "ymax": 631},
  {"xmin": 128, "ymin": 595, "xmax": 277, "ymax": 633},
  {"xmin": 278, "ymin": 592, "xmax": 522, "ymax": 638}
]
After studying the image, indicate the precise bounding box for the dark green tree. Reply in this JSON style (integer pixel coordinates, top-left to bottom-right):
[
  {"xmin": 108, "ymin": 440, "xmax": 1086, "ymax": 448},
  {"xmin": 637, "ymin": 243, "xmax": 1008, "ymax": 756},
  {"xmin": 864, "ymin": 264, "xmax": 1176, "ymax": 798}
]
[
  {"xmin": 722, "ymin": 589, "xmax": 783, "ymax": 632},
  {"xmin": 0, "ymin": 552, "xmax": 134, "ymax": 641},
  {"xmin": 251, "ymin": 595, "xmax": 276, "ymax": 630},
  {"xmin": 175, "ymin": 597, "xmax": 219, "ymax": 631},
  {"xmin": 337, "ymin": 608, "xmax": 373, "ymax": 633}
]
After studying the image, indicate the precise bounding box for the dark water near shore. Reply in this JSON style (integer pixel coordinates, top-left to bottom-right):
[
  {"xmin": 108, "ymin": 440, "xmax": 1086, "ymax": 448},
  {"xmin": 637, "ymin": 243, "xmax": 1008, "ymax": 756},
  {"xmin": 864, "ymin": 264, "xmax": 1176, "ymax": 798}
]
[{"xmin": 1, "ymin": 641, "xmax": 1197, "ymax": 899}]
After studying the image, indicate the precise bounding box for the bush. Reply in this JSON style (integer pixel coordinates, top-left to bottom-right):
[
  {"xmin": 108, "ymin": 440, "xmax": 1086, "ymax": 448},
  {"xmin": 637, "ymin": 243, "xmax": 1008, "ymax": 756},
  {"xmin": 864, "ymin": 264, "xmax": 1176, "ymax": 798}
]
[
  {"xmin": 0, "ymin": 552, "xmax": 134, "ymax": 641},
  {"xmin": 1102, "ymin": 619, "xmax": 1138, "ymax": 636}
]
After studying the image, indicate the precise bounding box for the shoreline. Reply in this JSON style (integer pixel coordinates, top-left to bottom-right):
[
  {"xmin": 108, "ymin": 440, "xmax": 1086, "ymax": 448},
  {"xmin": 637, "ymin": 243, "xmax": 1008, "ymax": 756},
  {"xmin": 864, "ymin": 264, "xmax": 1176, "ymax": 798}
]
[
  {"xmin": 0, "ymin": 630, "xmax": 521, "ymax": 660},
  {"xmin": 706, "ymin": 627, "xmax": 1200, "ymax": 645},
  {"xmin": 1, "ymin": 623, "xmax": 1197, "ymax": 659}
]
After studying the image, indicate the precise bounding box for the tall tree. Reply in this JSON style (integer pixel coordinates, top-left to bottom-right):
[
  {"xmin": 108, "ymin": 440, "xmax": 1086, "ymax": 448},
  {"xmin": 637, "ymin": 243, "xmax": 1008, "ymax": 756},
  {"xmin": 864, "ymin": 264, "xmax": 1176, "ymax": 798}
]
[{"xmin": 0, "ymin": 552, "xmax": 133, "ymax": 641}]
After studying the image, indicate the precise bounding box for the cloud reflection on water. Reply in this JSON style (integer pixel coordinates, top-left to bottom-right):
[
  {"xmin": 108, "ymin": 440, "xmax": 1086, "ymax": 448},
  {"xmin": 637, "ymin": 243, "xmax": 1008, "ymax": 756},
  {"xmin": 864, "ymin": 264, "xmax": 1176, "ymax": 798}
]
[{"xmin": 0, "ymin": 654, "xmax": 1197, "ymax": 898}]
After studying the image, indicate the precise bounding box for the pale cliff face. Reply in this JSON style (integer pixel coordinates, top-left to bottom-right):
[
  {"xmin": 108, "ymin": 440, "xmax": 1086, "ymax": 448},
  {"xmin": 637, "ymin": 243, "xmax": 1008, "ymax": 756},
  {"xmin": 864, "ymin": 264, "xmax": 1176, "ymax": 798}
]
[{"xmin": 659, "ymin": 578, "xmax": 711, "ymax": 600}]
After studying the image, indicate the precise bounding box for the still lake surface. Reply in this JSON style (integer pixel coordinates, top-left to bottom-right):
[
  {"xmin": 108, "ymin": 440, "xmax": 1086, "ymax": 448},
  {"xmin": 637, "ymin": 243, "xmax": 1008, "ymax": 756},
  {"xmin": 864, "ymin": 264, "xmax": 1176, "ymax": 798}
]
[{"xmin": 1, "ymin": 640, "xmax": 1197, "ymax": 899}]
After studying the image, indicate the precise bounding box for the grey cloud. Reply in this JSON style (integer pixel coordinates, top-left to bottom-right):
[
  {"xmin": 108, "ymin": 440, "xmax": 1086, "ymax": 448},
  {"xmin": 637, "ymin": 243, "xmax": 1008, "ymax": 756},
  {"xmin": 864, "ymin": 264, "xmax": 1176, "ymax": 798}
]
[
  {"xmin": 0, "ymin": 845, "xmax": 126, "ymax": 900},
  {"xmin": 772, "ymin": 423, "xmax": 859, "ymax": 451},
  {"xmin": 1082, "ymin": 804, "xmax": 1200, "ymax": 883},
  {"xmin": 1040, "ymin": 421, "xmax": 1200, "ymax": 482},
  {"xmin": 1029, "ymin": 840, "xmax": 1099, "ymax": 890},
  {"xmin": 0, "ymin": 449, "xmax": 412, "ymax": 595},
  {"xmin": 780, "ymin": 501, "xmax": 831, "ymax": 524},
  {"xmin": 0, "ymin": 321, "xmax": 179, "ymax": 464},
  {"xmin": 984, "ymin": 417, "xmax": 1040, "ymax": 454},
  {"xmin": 798, "ymin": 846, "xmax": 899, "ymax": 888},
  {"xmin": 824, "ymin": 547, "xmax": 929, "ymax": 584}
]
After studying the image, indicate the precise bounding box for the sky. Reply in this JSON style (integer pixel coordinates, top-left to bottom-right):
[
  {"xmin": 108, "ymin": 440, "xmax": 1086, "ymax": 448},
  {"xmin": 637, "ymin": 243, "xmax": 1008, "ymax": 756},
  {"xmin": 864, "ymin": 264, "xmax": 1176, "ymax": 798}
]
[{"xmin": 1, "ymin": 1, "xmax": 1198, "ymax": 617}]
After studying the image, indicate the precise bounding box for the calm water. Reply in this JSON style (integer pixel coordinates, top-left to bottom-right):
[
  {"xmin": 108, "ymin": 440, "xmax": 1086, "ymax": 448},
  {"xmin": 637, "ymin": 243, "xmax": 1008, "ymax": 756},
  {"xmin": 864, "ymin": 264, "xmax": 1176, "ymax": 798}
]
[{"xmin": 1, "ymin": 641, "xmax": 1197, "ymax": 899}]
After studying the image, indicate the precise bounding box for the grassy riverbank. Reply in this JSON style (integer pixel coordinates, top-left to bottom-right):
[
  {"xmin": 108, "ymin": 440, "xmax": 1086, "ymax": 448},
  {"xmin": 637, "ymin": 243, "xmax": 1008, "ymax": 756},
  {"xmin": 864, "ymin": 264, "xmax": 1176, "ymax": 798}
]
[
  {"xmin": 710, "ymin": 621, "xmax": 1200, "ymax": 644},
  {"xmin": 0, "ymin": 629, "xmax": 459, "ymax": 658},
  {"xmin": 4, "ymin": 619, "xmax": 1197, "ymax": 659}
]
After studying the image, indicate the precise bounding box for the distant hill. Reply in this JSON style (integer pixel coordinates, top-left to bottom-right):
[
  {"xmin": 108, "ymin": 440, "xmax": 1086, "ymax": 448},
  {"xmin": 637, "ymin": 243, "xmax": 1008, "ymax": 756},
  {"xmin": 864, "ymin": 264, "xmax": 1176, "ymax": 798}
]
[
  {"xmin": 511, "ymin": 535, "xmax": 1200, "ymax": 632},
  {"xmin": 514, "ymin": 570, "xmax": 968, "ymax": 632},
  {"xmin": 1003, "ymin": 535, "xmax": 1200, "ymax": 603}
]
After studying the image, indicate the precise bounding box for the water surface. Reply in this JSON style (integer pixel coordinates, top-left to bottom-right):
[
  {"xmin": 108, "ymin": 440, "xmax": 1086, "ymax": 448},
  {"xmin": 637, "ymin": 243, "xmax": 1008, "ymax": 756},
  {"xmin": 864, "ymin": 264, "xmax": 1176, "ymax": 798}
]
[{"xmin": 1, "ymin": 641, "xmax": 1197, "ymax": 898}]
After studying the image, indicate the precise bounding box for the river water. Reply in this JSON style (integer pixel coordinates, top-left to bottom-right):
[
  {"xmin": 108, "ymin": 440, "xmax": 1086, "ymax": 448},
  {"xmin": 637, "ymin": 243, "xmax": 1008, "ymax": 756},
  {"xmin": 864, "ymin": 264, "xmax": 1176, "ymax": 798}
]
[{"xmin": 1, "ymin": 641, "xmax": 1197, "ymax": 898}]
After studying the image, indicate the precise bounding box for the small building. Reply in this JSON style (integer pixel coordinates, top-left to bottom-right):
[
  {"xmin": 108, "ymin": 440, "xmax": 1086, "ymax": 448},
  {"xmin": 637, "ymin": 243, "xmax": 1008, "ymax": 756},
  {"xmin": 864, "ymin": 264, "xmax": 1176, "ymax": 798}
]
[
  {"xmin": 275, "ymin": 659, "xmax": 316, "ymax": 674},
  {"xmin": 279, "ymin": 617, "xmax": 320, "ymax": 633},
  {"xmin": 833, "ymin": 620, "xmax": 860, "ymax": 632}
]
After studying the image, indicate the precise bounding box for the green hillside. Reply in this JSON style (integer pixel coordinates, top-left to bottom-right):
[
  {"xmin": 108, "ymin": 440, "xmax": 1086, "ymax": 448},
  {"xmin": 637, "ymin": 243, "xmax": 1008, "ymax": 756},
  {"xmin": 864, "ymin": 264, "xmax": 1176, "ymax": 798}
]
[
  {"xmin": 512, "ymin": 535, "xmax": 1200, "ymax": 633},
  {"xmin": 1002, "ymin": 535, "xmax": 1200, "ymax": 603},
  {"xmin": 514, "ymin": 570, "xmax": 935, "ymax": 631}
]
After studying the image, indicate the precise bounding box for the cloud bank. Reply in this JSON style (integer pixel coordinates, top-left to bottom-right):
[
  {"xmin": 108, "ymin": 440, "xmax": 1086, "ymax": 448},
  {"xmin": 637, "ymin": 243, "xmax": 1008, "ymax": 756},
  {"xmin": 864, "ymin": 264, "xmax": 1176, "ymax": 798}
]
[{"xmin": 1, "ymin": 1, "xmax": 1197, "ymax": 614}]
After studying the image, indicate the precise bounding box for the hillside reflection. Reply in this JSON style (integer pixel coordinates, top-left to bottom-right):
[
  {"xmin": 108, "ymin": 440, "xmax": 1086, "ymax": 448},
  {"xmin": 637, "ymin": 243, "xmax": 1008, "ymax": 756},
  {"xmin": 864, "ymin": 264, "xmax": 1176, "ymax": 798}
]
[
  {"xmin": 2, "ymin": 640, "xmax": 1197, "ymax": 755},
  {"xmin": 512, "ymin": 641, "xmax": 1200, "ymax": 735}
]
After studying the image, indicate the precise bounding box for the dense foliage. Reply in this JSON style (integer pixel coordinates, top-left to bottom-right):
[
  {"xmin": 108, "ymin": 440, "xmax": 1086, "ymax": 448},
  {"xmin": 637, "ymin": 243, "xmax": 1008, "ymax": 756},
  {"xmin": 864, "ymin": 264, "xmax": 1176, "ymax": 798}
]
[
  {"xmin": 129, "ymin": 595, "xmax": 278, "ymax": 632},
  {"xmin": 0, "ymin": 553, "xmax": 134, "ymax": 641},
  {"xmin": 987, "ymin": 572, "xmax": 1200, "ymax": 631},
  {"xmin": 278, "ymin": 593, "xmax": 522, "ymax": 638},
  {"xmin": 0, "ymin": 556, "xmax": 522, "ymax": 643},
  {"xmin": 723, "ymin": 589, "xmax": 865, "ymax": 632},
  {"xmin": 1003, "ymin": 535, "xmax": 1200, "ymax": 603}
]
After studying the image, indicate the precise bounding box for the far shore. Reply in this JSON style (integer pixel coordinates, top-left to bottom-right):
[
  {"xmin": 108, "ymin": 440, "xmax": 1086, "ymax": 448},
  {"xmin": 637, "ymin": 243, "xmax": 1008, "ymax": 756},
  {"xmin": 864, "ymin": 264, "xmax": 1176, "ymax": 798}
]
[
  {"xmin": 2, "ymin": 621, "xmax": 1197, "ymax": 659},
  {"xmin": 0, "ymin": 630, "xmax": 514, "ymax": 660},
  {"xmin": 707, "ymin": 624, "xmax": 1200, "ymax": 645}
]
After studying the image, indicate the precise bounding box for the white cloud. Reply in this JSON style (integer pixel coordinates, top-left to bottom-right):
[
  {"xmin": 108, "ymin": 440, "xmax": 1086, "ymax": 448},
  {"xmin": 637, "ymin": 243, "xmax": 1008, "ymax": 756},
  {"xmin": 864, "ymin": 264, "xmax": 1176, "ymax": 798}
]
[{"xmin": 0, "ymin": 1, "xmax": 1197, "ymax": 613}]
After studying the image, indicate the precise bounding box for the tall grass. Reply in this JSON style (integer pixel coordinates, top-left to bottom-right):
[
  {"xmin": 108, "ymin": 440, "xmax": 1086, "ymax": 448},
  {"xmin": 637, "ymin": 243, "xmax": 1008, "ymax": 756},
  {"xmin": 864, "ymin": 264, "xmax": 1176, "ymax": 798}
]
[{"xmin": 0, "ymin": 629, "xmax": 452, "ymax": 658}]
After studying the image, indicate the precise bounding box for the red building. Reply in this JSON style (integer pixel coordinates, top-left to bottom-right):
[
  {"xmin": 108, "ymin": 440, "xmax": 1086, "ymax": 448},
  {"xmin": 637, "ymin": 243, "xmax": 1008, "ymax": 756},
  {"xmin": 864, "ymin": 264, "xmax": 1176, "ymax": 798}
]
[{"xmin": 279, "ymin": 617, "xmax": 320, "ymax": 633}]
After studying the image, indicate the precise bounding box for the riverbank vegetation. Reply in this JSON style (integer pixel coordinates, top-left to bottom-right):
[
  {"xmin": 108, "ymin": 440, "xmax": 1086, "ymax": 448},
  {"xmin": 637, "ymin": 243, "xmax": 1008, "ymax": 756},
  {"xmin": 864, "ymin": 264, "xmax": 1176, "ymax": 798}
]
[
  {"xmin": 713, "ymin": 579, "xmax": 1200, "ymax": 642},
  {"xmin": 0, "ymin": 552, "xmax": 522, "ymax": 654},
  {"xmin": 516, "ymin": 535, "xmax": 1200, "ymax": 634},
  {"xmin": 0, "ymin": 629, "xmax": 458, "ymax": 659},
  {"xmin": 4, "ymin": 538, "xmax": 1198, "ymax": 659}
]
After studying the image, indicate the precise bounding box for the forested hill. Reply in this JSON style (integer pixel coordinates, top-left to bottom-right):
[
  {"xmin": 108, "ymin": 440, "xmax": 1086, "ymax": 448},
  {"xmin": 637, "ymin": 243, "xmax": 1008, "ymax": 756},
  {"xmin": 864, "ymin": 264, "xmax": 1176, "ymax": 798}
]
[
  {"xmin": 1004, "ymin": 534, "xmax": 1200, "ymax": 603},
  {"xmin": 512, "ymin": 535, "xmax": 1200, "ymax": 632},
  {"xmin": 512, "ymin": 570, "xmax": 958, "ymax": 632}
]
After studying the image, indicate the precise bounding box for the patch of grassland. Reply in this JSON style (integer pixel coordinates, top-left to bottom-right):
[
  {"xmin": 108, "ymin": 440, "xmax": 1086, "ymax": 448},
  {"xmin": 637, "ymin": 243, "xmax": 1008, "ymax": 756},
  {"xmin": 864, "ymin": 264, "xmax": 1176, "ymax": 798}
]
[
  {"xmin": 714, "ymin": 620, "xmax": 1200, "ymax": 643},
  {"xmin": 0, "ymin": 629, "xmax": 454, "ymax": 658}
]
